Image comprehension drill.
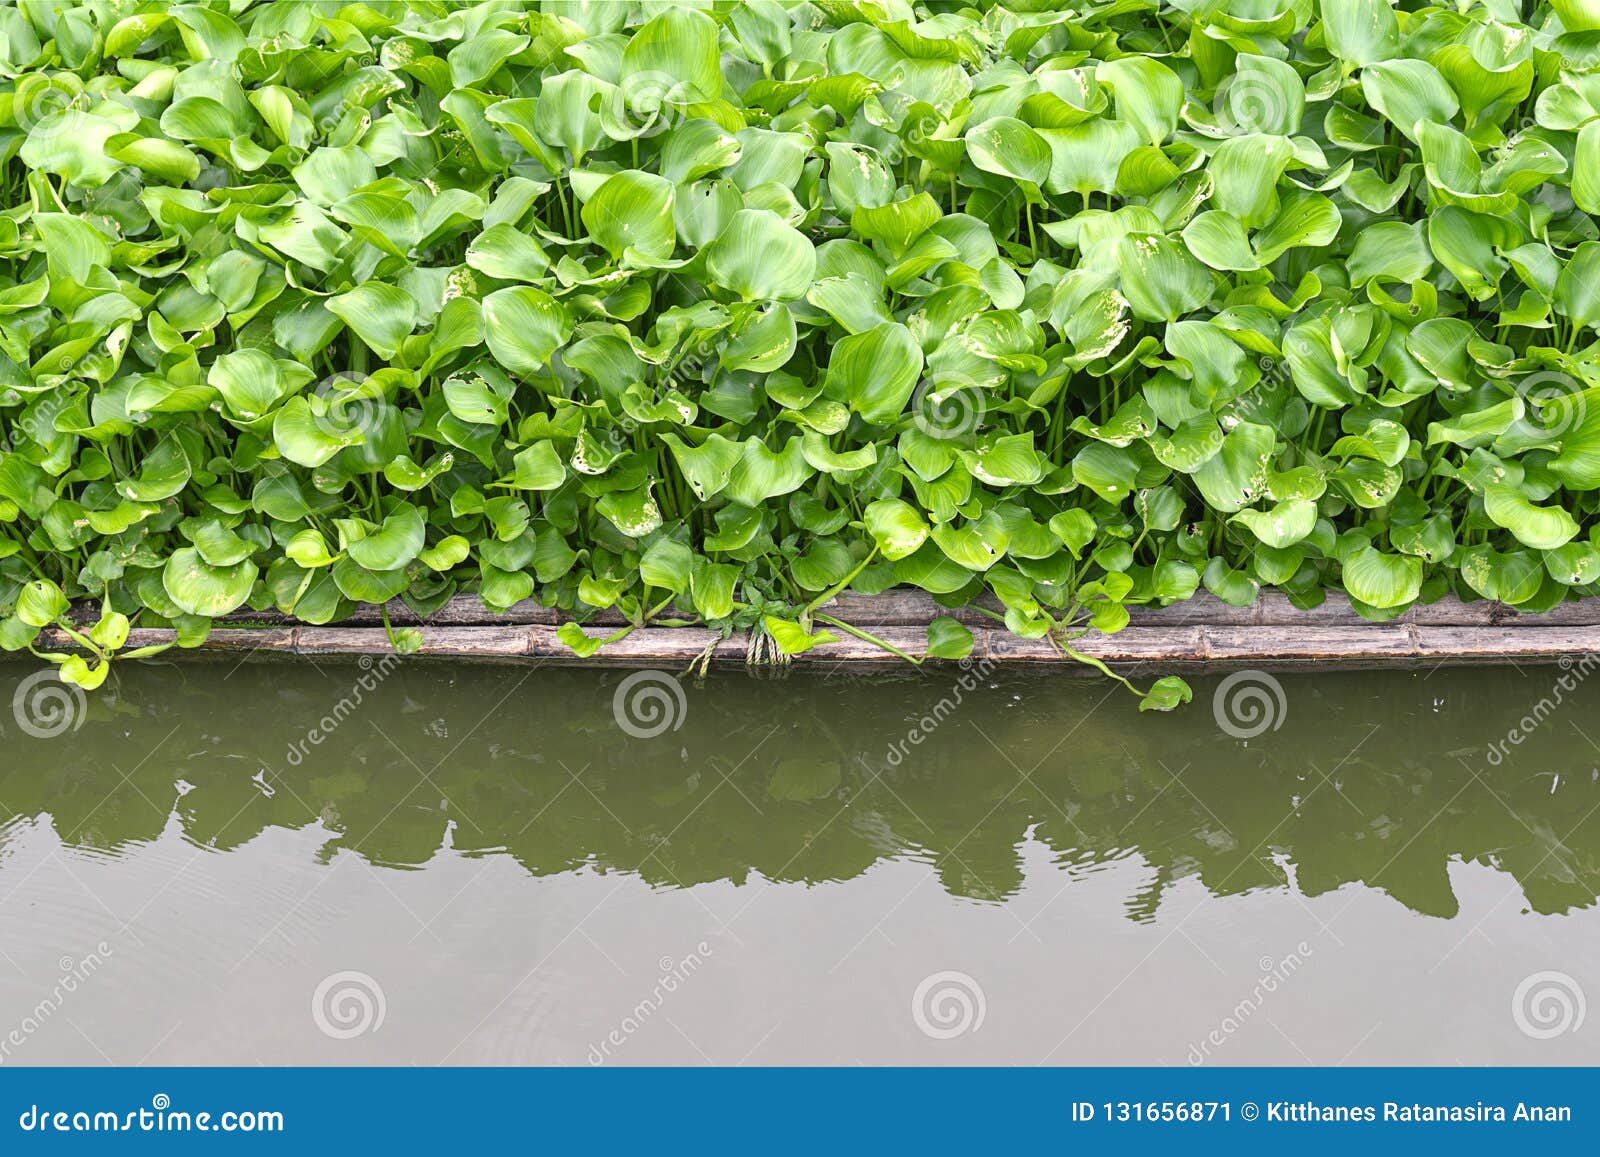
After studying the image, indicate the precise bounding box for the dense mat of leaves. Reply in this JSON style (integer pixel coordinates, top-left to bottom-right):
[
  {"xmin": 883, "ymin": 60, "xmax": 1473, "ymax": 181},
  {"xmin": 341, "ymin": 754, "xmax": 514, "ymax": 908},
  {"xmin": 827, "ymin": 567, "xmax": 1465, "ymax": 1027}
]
[{"xmin": 4, "ymin": 1, "xmax": 1600, "ymax": 703}]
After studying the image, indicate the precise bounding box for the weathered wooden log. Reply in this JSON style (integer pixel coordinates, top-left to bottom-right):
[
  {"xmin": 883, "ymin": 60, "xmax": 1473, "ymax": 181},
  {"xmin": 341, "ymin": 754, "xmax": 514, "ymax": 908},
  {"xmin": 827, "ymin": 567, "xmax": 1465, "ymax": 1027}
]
[
  {"xmin": 88, "ymin": 588, "xmax": 1600, "ymax": 632},
  {"xmin": 35, "ymin": 606, "xmax": 1600, "ymax": 672}
]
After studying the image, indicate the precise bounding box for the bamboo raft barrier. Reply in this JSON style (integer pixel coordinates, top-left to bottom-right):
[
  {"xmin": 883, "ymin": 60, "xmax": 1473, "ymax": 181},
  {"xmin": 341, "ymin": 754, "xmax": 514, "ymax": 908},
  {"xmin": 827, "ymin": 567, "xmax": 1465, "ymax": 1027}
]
[{"xmin": 41, "ymin": 590, "xmax": 1600, "ymax": 672}]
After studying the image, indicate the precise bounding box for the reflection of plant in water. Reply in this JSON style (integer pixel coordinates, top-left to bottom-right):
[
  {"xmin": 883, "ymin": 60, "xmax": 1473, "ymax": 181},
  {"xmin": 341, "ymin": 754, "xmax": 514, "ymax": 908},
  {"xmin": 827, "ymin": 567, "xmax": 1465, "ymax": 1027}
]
[{"xmin": 2, "ymin": 663, "xmax": 1599, "ymax": 921}]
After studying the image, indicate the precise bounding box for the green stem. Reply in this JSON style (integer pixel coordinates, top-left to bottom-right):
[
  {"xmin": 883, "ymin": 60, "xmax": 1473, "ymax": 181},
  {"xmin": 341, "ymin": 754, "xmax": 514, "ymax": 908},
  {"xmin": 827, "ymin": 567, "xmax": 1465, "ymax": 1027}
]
[
  {"xmin": 1058, "ymin": 641, "xmax": 1147, "ymax": 698},
  {"xmin": 804, "ymin": 546, "xmax": 879, "ymax": 614},
  {"xmin": 815, "ymin": 613, "xmax": 921, "ymax": 666}
]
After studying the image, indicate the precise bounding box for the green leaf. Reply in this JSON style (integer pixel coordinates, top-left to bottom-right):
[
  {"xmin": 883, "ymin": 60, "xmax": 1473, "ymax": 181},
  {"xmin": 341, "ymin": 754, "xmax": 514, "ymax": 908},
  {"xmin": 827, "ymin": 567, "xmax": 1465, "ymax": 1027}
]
[
  {"xmin": 21, "ymin": 110, "xmax": 129, "ymax": 188},
  {"xmin": 327, "ymin": 284, "xmax": 416, "ymax": 360},
  {"xmin": 1341, "ymin": 547, "xmax": 1422, "ymax": 609},
  {"xmin": 1193, "ymin": 422, "xmax": 1277, "ymax": 513},
  {"xmin": 965, "ymin": 117, "xmax": 1050, "ymax": 184},
  {"xmin": 1219, "ymin": 55, "xmax": 1304, "ymax": 136},
  {"xmin": 764, "ymin": 616, "xmax": 837, "ymax": 656},
  {"xmin": 1321, "ymin": 0, "xmax": 1399, "ymax": 66},
  {"xmin": 705, "ymin": 210, "xmax": 817, "ymax": 301},
  {"xmin": 555, "ymin": 622, "xmax": 605, "ymax": 658},
  {"xmin": 1183, "ymin": 212, "xmax": 1258, "ymax": 272},
  {"xmin": 1549, "ymin": 388, "xmax": 1600, "ymax": 489},
  {"xmin": 34, "ymin": 213, "xmax": 111, "ymax": 282},
  {"xmin": 1231, "ymin": 499, "xmax": 1318, "ymax": 549},
  {"xmin": 824, "ymin": 323, "xmax": 923, "ymax": 425},
  {"xmin": 273, "ymin": 396, "xmax": 359, "ymax": 467},
  {"xmin": 1139, "ymin": 675, "xmax": 1193, "ymax": 713},
  {"xmin": 851, "ymin": 193, "xmax": 943, "ymax": 255},
  {"xmin": 662, "ymin": 433, "xmax": 743, "ymax": 502},
  {"xmin": 346, "ymin": 504, "xmax": 426, "ymax": 570},
  {"xmin": 1556, "ymin": 243, "xmax": 1600, "ymax": 332},
  {"xmin": 1096, "ymin": 56, "xmax": 1182, "ymax": 146},
  {"xmin": 17, "ymin": 579, "xmax": 69, "ymax": 628},
  {"xmin": 163, "ymin": 548, "xmax": 258, "ymax": 617},
  {"xmin": 925, "ymin": 616, "xmax": 974, "ymax": 660},
  {"xmin": 1484, "ymin": 484, "xmax": 1580, "ymax": 550},
  {"xmin": 1361, "ymin": 59, "xmax": 1458, "ymax": 140},
  {"xmin": 1049, "ymin": 509, "xmax": 1097, "ymax": 558},
  {"xmin": 582, "ymin": 169, "xmax": 677, "ymax": 261},
  {"xmin": 1115, "ymin": 233, "xmax": 1213, "ymax": 322},
  {"xmin": 465, "ymin": 223, "xmax": 551, "ymax": 282},
  {"xmin": 864, "ymin": 498, "xmax": 930, "ymax": 561},
  {"xmin": 641, "ymin": 538, "xmax": 694, "ymax": 594},
  {"xmin": 622, "ymin": 5, "xmax": 722, "ymax": 103},
  {"xmin": 690, "ymin": 559, "xmax": 738, "ymax": 620},
  {"xmin": 1211, "ymin": 136, "xmax": 1296, "ymax": 228},
  {"xmin": 483, "ymin": 287, "xmax": 567, "ymax": 376},
  {"xmin": 508, "ymin": 442, "xmax": 567, "ymax": 490},
  {"xmin": 116, "ymin": 440, "xmax": 192, "ymax": 502},
  {"xmin": 418, "ymin": 536, "xmax": 471, "ymax": 572}
]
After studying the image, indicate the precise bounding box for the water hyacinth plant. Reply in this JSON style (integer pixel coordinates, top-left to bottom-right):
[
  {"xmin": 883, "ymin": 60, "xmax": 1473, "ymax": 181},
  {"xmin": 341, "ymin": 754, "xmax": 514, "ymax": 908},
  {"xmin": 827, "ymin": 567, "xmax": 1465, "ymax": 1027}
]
[{"xmin": 3, "ymin": 0, "xmax": 1600, "ymax": 707}]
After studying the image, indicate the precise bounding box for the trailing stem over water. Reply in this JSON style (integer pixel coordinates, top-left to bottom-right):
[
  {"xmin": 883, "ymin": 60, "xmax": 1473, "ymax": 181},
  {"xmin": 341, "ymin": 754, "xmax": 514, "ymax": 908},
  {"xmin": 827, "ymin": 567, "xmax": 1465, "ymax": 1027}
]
[{"xmin": 5, "ymin": 2, "xmax": 1600, "ymax": 708}]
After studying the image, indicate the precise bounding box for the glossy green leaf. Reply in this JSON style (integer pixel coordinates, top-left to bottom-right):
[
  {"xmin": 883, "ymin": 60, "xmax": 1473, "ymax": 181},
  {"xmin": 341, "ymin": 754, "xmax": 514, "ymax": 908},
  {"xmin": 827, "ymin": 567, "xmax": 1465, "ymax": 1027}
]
[
  {"xmin": 483, "ymin": 287, "xmax": 567, "ymax": 376},
  {"xmin": 705, "ymin": 210, "xmax": 817, "ymax": 301},
  {"xmin": 824, "ymin": 323, "xmax": 923, "ymax": 425}
]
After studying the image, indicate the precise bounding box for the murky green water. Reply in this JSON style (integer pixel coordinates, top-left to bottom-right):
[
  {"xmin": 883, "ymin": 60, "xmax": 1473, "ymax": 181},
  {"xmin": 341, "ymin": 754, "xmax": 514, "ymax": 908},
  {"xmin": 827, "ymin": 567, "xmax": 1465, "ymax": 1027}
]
[{"xmin": 0, "ymin": 655, "xmax": 1596, "ymax": 1065}]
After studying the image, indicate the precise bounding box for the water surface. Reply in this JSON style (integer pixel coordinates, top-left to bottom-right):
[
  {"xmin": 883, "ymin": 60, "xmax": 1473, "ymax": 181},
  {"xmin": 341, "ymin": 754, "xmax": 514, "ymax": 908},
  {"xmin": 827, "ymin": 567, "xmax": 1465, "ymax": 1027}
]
[{"xmin": 0, "ymin": 655, "xmax": 1596, "ymax": 1065}]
